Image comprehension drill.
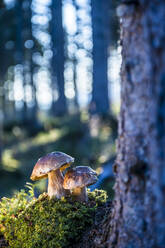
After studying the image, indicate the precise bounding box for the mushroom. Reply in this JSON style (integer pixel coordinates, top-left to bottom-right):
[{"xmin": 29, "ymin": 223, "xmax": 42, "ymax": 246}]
[
  {"xmin": 30, "ymin": 151, "xmax": 74, "ymax": 199},
  {"xmin": 63, "ymin": 166, "xmax": 97, "ymax": 202}
]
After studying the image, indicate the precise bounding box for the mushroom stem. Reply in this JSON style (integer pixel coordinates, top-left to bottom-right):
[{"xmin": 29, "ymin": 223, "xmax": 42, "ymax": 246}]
[
  {"xmin": 72, "ymin": 187, "xmax": 88, "ymax": 202},
  {"xmin": 48, "ymin": 170, "xmax": 66, "ymax": 199}
]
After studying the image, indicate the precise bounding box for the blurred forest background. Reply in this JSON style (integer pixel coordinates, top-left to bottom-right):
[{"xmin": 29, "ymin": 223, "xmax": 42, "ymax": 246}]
[{"xmin": 0, "ymin": 0, "xmax": 120, "ymax": 197}]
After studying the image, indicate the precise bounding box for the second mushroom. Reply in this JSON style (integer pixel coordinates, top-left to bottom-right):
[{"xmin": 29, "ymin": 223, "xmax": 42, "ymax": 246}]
[{"xmin": 63, "ymin": 166, "xmax": 98, "ymax": 202}]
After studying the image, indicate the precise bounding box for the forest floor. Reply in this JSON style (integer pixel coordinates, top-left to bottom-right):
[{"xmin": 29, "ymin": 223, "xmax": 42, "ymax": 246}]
[{"xmin": 0, "ymin": 113, "xmax": 117, "ymax": 198}]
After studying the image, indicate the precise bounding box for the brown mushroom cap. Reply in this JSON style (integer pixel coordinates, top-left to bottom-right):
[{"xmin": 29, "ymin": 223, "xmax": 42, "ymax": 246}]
[
  {"xmin": 30, "ymin": 151, "xmax": 74, "ymax": 181},
  {"xmin": 63, "ymin": 166, "xmax": 97, "ymax": 190}
]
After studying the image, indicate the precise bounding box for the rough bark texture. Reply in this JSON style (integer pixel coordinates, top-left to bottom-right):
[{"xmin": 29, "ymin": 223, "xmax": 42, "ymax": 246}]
[
  {"xmin": 106, "ymin": 1, "xmax": 165, "ymax": 247},
  {"xmin": 90, "ymin": 0, "xmax": 110, "ymax": 115}
]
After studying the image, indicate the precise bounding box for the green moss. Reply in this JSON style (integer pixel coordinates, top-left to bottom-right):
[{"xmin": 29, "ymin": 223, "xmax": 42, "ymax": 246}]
[
  {"xmin": 0, "ymin": 184, "xmax": 107, "ymax": 248},
  {"xmin": 88, "ymin": 189, "xmax": 107, "ymax": 203}
]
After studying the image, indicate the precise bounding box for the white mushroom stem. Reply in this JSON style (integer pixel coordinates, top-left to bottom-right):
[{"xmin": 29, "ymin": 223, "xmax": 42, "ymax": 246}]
[
  {"xmin": 72, "ymin": 187, "xmax": 88, "ymax": 202},
  {"xmin": 48, "ymin": 170, "xmax": 67, "ymax": 199}
]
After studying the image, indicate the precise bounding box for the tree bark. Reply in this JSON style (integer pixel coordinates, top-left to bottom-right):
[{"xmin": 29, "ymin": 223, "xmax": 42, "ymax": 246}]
[
  {"xmin": 106, "ymin": 1, "xmax": 165, "ymax": 247},
  {"xmin": 90, "ymin": 0, "xmax": 110, "ymax": 115}
]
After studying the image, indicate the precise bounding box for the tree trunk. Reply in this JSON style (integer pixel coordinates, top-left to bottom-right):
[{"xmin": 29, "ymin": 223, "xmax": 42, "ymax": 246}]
[
  {"xmin": 15, "ymin": 0, "xmax": 27, "ymax": 121},
  {"xmin": 28, "ymin": 0, "xmax": 38, "ymax": 123},
  {"xmin": 72, "ymin": 56, "xmax": 79, "ymax": 109},
  {"xmin": 51, "ymin": 0, "xmax": 67, "ymax": 116},
  {"xmin": 106, "ymin": 1, "xmax": 165, "ymax": 247},
  {"xmin": 90, "ymin": 0, "xmax": 110, "ymax": 116},
  {"xmin": 0, "ymin": 108, "xmax": 3, "ymax": 165},
  {"xmin": 19, "ymin": 0, "xmax": 39, "ymax": 132}
]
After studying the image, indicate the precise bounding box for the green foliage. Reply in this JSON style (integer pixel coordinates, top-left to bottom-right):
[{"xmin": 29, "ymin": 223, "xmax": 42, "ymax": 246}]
[{"xmin": 0, "ymin": 185, "xmax": 107, "ymax": 248}]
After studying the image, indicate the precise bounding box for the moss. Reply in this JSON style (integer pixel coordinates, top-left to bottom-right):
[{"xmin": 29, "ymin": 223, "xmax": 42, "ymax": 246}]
[{"xmin": 0, "ymin": 184, "xmax": 107, "ymax": 248}]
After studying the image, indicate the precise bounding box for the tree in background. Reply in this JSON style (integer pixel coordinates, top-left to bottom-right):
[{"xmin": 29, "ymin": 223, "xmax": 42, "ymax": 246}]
[
  {"xmin": 68, "ymin": 0, "xmax": 80, "ymax": 110},
  {"xmin": 51, "ymin": 0, "xmax": 67, "ymax": 116},
  {"xmin": 90, "ymin": 0, "xmax": 110, "ymax": 116},
  {"xmin": 103, "ymin": 1, "xmax": 165, "ymax": 247},
  {"xmin": 15, "ymin": 0, "xmax": 27, "ymax": 120},
  {"xmin": 26, "ymin": 0, "xmax": 38, "ymax": 122},
  {"xmin": 0, "ymin": 1, "xmax": 5, "ymax": 164},
  {"xmin": 0, "ymin": 2, "xmax": 15, "ymax": 164},
  {"xmin": 0, "ymin": 6, "xmax": 15, "ymax": 120}
]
